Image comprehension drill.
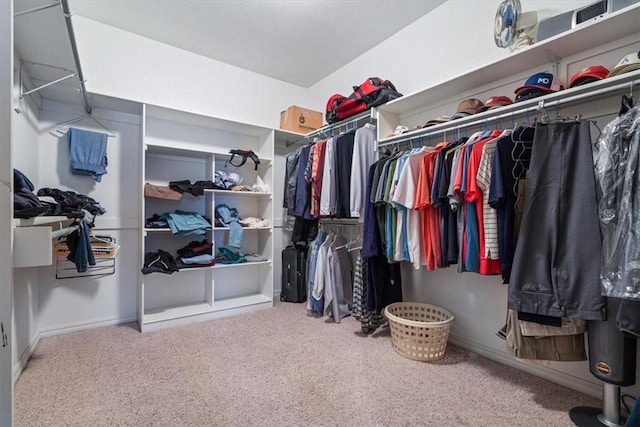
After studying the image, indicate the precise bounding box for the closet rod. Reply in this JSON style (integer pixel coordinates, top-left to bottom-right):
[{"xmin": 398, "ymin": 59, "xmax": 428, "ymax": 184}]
[
  {"xmin": 378, "ymin": 76, "xmax": 640, "ymax": 149},
  {"xmin": 51, "ymin": 225, "xmax": 79, "ymax": 240},
  {"xmin": 60, "ymin": 0, "xmax": 91, "ymax": 113},
  {"xmin": 286, "ymin": 109, "xmax": 373, "ymax": 147}
]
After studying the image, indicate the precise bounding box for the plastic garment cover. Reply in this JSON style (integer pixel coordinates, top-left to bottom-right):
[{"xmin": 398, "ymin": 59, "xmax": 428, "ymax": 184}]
[
  {"xmin": 594, "ymin": 106, "xmax": 640, "ymax": 298},
  {"xmin": 283, "ymin": 148, "xmax": 301, "ymax": 215}
]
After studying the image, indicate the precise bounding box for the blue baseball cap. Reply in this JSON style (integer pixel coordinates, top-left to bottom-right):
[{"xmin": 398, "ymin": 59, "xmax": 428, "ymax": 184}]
[{"xmin": 514, "ymin": 72, "xmax": 559, "ymax": 95}]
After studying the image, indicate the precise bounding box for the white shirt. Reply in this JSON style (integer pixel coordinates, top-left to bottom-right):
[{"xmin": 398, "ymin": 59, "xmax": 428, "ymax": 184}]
[{"xmin": 350, "ymin": 124, "xmax": 378, "ymax": 218}]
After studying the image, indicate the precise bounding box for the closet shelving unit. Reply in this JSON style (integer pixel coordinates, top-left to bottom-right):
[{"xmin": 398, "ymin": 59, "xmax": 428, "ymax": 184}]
[
  {"xmin": 139, "ymin": 104, "xmax": 275, "ymax": 332},
  {"xmin": 375, "ymin": 2, "xmax": 640, "ymax": 145}
]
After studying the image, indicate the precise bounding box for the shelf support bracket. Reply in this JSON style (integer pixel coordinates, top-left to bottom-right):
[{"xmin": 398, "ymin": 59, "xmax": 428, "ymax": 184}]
[
  {"xmin": 18, "ymin": 61, "xmax": 77, "ymax": 99},
  {"xmin": 545, "ymin": 49, "xmax": 562, "ymax": 82}
]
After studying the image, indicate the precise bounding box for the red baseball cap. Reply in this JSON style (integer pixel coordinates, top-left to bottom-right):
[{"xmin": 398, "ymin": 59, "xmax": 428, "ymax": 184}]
[
  {"xmin": 568, "ymin": 65, "xmax": 609, "ymax": 88},
  {"xmin": 475, "ymin": 96, "xmax": 513, "ymax": 113}
]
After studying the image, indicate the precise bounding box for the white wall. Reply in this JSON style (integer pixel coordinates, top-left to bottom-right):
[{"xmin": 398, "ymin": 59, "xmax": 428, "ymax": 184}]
[
  {"xmin": 72, "ymin": 16, "xmax": 309, "ymax": 130},
  {"xmin": 1, "ymin": 1, "xmax": 14, "ymax": 423},
  {"xmin": 33, "ymin": 101, "xmax": 141, "ymax": 335},
  {"xmin": 306, "ymin": 0, "xmax": 599, "ymax": 111},
  {"xmin": 12, "ymin": 77, "xmax": 42, "ymax": 379}
]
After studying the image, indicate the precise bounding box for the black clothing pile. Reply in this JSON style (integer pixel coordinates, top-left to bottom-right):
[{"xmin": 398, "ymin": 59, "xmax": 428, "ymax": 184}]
[
  {"xmin": 37, "ymin": 187, "xmax": 106, "ymax": 217},
  {"xmin": 141, "ymin": 250, "xmax": 179, "ymax": 274},
  {"xmin": 175, "ymin": 239, "xmax": 215, "ymax": 269},
  {"xmin": 14, "ymin": 169, "xmax": 49, "ymax": 218},
  {"xmin": 169, "ymin": 180, "xmax": 215, "ymax": 196}
]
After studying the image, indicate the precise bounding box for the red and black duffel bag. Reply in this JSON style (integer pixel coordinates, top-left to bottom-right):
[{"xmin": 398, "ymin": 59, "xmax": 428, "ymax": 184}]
[{"xmin": 325, "ymin": 77, "xmax": 402, "ymax": 124}]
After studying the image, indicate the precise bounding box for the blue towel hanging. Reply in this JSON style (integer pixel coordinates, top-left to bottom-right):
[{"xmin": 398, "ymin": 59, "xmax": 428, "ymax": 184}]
[{"xmin": 68, "ymin": 127, "xmax": 108, "ymax": 182}]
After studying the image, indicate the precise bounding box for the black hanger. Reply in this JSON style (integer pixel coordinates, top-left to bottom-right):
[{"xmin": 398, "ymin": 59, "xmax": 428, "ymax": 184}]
[{"xmin": 619, "ymin": 94, "xmax": 634, "ymax": 117}]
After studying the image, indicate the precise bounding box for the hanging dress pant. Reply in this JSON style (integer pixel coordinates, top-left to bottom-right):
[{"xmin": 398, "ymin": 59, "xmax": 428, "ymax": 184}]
[{"xmin": 508, "ymin": 121, "xmax": 606, "ymax": 320}]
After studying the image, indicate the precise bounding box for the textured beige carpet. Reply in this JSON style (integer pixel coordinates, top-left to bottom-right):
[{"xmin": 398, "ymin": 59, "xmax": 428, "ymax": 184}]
[{"xmin": 15, "ymin": 301, "xmax": 600, "ymax": 426}]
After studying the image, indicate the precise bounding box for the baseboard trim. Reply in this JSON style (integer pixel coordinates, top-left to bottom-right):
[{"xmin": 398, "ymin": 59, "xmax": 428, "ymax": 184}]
[
  {"xmin": 39, "ymin": 314, "xmax": 138, "ymax": 338},
  {"xmin": 448, "ymin": 334, "xmax": 602, "ymax": 399},
  {"xmin": 13, "ymin": 331, "xmax": 41, "ymax": 384}
]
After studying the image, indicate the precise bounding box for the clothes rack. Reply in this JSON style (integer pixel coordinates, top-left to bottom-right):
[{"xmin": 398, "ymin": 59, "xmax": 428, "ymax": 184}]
[{"xmin": 378, "ymin": 76, "xmax": 640, "ymax": 149}]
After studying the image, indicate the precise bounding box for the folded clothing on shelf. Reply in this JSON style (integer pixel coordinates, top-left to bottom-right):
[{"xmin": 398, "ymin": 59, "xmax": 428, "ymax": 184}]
[
  {"xmin": 146, "ymin": 213, "xmax": 170, "ymax": 229},
  {"xmin": 169, "ymin": 180, "xmax": 216, "ymax": 196},
  {"xmin": 174, "ymin": 239, "xmax": 215, "ymax": 269},
  {"xmin": 144, "ymin": 183, "xmax": 183, "ymax": 200},
  {"xmin": 216, "ymin": 247, "xmax": 247, "ymax": 264},
  {"xmin": 160, "ymin": 210, "xmax": 211, "ymax": 235},
  {"xmin": 214, "ymin": 171, "xmax": 244, "ymax": 190},
  {"xmin": 239, "ymin": 217, "xmax": 269, "ymax": 228},
  {"xmin": 141, "ymin": 250, "xmax": 179, "ymax": 274},
  {"xmin": 177, "ymin": 239, "xmax": 213, "ymax": 258},
  {"xmin": 243, "ymin": 253, "xmax": 268, "ymax": 263}
]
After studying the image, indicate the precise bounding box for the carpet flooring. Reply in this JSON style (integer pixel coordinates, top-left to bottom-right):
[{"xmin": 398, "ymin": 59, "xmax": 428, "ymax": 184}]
[{"xmin": 15, "ymin": 301, "xmax": 601, "ymax": 426}]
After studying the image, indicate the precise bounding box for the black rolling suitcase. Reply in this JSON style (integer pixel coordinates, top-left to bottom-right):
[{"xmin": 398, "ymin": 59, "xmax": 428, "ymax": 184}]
[{"xmin": 280, "ymin": 245, "xmax": 308, "ymax": 303}]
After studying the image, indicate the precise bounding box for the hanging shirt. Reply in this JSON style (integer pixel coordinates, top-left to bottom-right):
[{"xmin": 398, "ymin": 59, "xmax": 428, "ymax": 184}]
[
  {"xmin": 489, "ymin": 127, "xmax": 534, "ymax": 283},
  {"xmin": 416, "ymin": 142, "xmax": 448, "ymax": 270},
  {"xmin": 334, "ymin": 130, "xmax": 356, "ymax": 218},
  {"xmin": 294, "ymin": 144, "xmax": 315, "ymax": 219},
  {"xmin": 320, "ymin": 137, "xmax": 335, "ymax": 216},
  {"xmin": 466, "ymin": 130, "xmax": 503, "ymax": 275},
  {"xmin": 393, "ymin": 147, "xmax": 432, "ymax": 269},
  {"xmin": 310, "ymin": 140, "xmax": 327, "ymax": 218},
  {"xmin": 350, "ymin": 123, "xmax": 378, "ymax": 219}
]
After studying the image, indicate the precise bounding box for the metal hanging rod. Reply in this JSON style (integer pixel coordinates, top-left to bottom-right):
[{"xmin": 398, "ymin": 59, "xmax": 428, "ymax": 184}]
[
  {"xmin": 286, "ymin": 109, "xmax": 374, "ymax": 147},
  {"xmin": 378, "ymin": 75, "xmax": 640, "ymax": 149},
  {"xmin": 60, "ymin": 0, "xmax": 92, "ymax": 113}
]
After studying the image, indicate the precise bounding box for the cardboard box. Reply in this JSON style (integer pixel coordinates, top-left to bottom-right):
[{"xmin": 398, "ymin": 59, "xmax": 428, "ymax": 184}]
[{"xmin": 280, "ymin": 106, "xmax": 323, "ymax": 134}]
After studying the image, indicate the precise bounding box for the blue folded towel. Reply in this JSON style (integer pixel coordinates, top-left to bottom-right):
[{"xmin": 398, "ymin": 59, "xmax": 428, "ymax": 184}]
[{"xmin": 68, "ymin": 127, "xmax": 108, "ymax": 182}]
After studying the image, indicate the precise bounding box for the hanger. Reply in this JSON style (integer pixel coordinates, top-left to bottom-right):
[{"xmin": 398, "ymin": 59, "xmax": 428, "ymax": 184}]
[{"xmin": 55, "ymin": 108, "xmax": 116, "ymax": 138}]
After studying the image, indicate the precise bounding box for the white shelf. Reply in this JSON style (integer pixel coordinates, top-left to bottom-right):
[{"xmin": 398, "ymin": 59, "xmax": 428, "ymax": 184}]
[
  {"xmin": 213, "ymin": 294, "xmax": 272, "ymax": 311},
  {"xmin": 145, "ymin": 143, "xmax": 273, "ymax": 164},
  {"xmin": 378, "ymin": 70, "xmax": 640, "ymax": 146},
  {"xmin": 274, "ymin": 128, "xmax": 305, "ymax": 146},
  {"xmin": 213, "ymin": 260, "xmax": 271, "ymax": 269},
  {"xmin": 209, "ymin": 189, "xmax": 272, "ymax": 197},
  {"xmin": 13, "ymin": 216, "xmax": 69, "ymax": 227},
  {"xmin": 144, "ymin": 302, "xmax": 213, "ymax": 324},
  {"xmin": 378, "ymin": 3, "xmax": 640, "ymax": 116}
]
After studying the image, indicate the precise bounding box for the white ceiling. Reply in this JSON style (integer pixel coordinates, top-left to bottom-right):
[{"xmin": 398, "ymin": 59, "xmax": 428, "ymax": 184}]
[
  {"xmin": 66, "ymin": 0, "xmax": 447, "ymax": 87},
  {"xmin": 13, "ymin": 0, "xmax": 446, "ymax": 110}
]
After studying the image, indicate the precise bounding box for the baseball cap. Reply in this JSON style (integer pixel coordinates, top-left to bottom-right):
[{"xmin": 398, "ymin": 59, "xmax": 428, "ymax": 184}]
[
  {"xmin": 514, "ymin": 88, "xmax": 549, "ymax": 103},
  {"xmin": 568, "ymin": 65, "xmax": 609, "ymax": 88},
  {"xmin": 514, "ymin": 72, "xmax": 560, "ymax": 95},
  {"xmin": 423, "ymin": 116, "xmax": 450, "ymax": 127},
  {"xmin": 475, "ymin": 96, "xmax": 513, "ymax": 113},
  {"xmin": 450, "ymin": 98, "xmax": 484, "ymax": 120},
  {"xmin": 608, "ymin": 51, "xmax": 640, "ymax": 78},
  {"xmin": 387, "ymin": 125, "xmax": 410, "ymax": 137}
]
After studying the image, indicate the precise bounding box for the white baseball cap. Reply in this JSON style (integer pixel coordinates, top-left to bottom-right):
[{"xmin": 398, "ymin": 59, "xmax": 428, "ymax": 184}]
[{"xmin": 608, "ymin": 51, "xmax": 640, "ymax": 78}]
